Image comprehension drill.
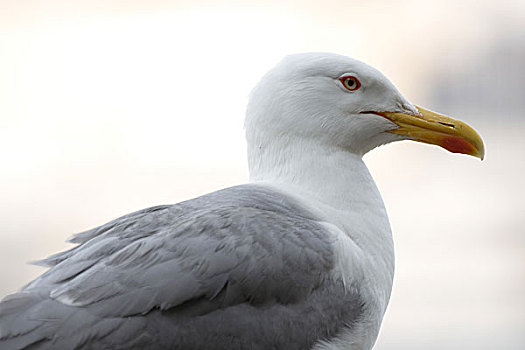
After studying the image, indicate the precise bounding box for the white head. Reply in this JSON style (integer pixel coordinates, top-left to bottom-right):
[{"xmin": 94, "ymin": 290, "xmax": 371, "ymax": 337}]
[
  {"xmin": 245, "ymin": 53, "xmax": 417, "ymax": 157},
  {"xmin": 245, "ymin": 53, "xmax": 484, "ymax": 180}
]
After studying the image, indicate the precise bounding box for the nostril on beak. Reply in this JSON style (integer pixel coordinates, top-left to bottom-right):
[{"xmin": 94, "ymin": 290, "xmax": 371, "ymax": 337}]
[{"xmin": 438, "ymin": 122, "xmax": 456, "ymax": 128}]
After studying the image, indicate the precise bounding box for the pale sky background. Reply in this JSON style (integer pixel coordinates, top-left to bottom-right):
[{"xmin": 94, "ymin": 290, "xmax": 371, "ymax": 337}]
[{"xmin": 0, "ymin": 1, "xmax": 524, "ymax": 349}]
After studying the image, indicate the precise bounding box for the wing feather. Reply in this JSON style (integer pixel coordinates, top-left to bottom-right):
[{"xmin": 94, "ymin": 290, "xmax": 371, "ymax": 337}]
[{"xmin": 0, "ymin": 185, "xmax": 354, "ymax": 349}]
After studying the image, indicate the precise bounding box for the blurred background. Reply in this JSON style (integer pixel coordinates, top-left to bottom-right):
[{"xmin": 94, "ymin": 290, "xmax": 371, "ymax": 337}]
[{"xmin": 0, "ymin": 0, "xmax": 523, "ymax": 348}]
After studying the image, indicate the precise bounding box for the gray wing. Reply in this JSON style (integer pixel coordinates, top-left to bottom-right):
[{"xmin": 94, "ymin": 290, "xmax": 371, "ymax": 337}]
[{"xmin": 0, "ymin": 185, "xmax": 363, "ymax": 350}]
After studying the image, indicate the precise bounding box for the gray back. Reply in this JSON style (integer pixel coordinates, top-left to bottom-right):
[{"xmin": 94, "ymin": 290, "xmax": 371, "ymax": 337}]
[{"xmin": 0, "ymin": 185, "xmax": 363, "ymax": 349}]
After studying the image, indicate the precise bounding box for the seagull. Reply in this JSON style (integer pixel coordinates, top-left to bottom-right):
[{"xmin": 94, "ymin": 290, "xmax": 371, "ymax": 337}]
[{"xmin": 0, "ymin": 52, "xmax": 484, "ymax": 350}]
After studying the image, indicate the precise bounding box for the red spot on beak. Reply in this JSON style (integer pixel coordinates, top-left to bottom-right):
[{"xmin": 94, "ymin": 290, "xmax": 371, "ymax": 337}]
[{"xmin": 442, "ymin": 136, "xmax": 476, "ymax": 155}]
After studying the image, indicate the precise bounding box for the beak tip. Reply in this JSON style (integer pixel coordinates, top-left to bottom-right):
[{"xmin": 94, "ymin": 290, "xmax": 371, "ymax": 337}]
[
  {"xmin": 478, "ymin": 150, "xmax": 485, "ymax": 161},
  {"xmin": 474, "ymin": 139, "xmax": 485, "ymax": 161}
]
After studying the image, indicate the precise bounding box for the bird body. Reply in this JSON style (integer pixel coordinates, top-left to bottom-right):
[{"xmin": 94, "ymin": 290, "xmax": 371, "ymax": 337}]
[{"xmin": 0, "ymin": 53, "xmax": 484, "ymax": 349}]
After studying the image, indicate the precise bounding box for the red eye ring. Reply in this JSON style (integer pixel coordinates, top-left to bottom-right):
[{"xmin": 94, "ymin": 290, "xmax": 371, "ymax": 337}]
[{"xmin": 339, "ymin": 76, "xmax": 361, "ymax": 91}]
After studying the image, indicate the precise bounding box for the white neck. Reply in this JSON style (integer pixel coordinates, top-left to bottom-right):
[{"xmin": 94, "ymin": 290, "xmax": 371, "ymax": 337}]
[{"xmin": 248, "ymin": 135, "xmax": 389, "ymax": 225}]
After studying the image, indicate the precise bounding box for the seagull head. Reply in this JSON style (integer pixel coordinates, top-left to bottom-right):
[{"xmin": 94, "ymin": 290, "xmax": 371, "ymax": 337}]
[{"xmin": 245, "ymin": 52, "xmax": 484, "ymax": 162}]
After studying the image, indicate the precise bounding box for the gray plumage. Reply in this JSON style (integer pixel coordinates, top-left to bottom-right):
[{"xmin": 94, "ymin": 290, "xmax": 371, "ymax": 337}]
[{"xmin": 0, "ymin": 185, "xmax": 363, "ymax": 349}]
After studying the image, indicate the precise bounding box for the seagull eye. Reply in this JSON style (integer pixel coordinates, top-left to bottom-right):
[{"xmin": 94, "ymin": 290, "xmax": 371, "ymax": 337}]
[{"xmin": 340, "ymin": 76, "xmax": 361, "ymax": 91}]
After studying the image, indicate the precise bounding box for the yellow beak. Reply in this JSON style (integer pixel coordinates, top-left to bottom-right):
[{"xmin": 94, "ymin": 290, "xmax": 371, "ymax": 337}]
[{"xmin": 382, "ymin": 106, "xmax": 485, "ymax": 160}]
